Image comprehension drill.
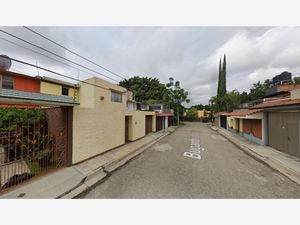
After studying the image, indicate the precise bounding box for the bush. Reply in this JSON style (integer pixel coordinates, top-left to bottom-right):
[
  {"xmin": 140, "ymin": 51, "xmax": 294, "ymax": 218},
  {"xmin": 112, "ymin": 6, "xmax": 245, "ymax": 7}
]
[{"xmin": 0, "ymin": 108, "xmax": 45, "ymax": 129}]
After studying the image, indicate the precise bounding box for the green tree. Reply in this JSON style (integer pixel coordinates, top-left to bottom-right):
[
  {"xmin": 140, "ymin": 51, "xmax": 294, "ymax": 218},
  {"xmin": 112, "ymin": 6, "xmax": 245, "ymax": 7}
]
[
  {"xmin": 217, "ymin": 59, "xmax": 222, "ymax": 97},
  {"xmin": 119, "ymin": 76, "xmax": 166, "ymax": 103},
  {"xmin": 223, "ymin": 90, "xmax": 241, "ymax": 112},
  {"xmin": 185, "ymin": 107, "xmax": 198, "ymax": 121},
  {"xmin": 240, "ymin": 91, "xmax": 249, "ymax": 104},
  {"xmin": 248, "ymin": 79, "xmax": 272, "ymax": 101},
  {"xmin": 190, "ymin": 104, "xmax": 211, "ymax": 111},
  {"xmin": 217, "ymin": 54, "xmax": 227, "ymax": 97},
  {"xmin": 293, "ymin": 76, "xmax": 300, "ymax": 84},
  {"xmin": 164, "ymin": 77, "xmax": 190, "ymax": 125},
  {"xmin": 209, "ymin": 90, "xmax": 241, "ymax": 113}
]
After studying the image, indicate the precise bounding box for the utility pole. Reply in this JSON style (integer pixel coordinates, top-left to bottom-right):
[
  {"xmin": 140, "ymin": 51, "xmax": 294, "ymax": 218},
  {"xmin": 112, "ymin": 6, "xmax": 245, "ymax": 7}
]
[{"xmin": 177, "ymin": 101, "xmax": 180, "ymax": 126}]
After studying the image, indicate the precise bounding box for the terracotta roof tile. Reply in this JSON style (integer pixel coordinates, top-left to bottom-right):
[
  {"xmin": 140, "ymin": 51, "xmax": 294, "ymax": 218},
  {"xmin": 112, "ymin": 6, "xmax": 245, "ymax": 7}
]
[
  {"xmin": 226, "ymin": 109, "xmax": 263, "ymax": 117},
  {"xmin": 252, "ymin": 98, "xmax": 300, "ymax": 109}
]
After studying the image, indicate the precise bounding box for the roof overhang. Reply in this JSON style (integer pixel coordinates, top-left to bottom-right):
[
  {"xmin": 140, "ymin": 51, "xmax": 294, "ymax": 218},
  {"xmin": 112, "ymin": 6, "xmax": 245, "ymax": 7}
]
[{"xmin": 0, "ymin": 88, "xmax": 79, "ymax": 107}]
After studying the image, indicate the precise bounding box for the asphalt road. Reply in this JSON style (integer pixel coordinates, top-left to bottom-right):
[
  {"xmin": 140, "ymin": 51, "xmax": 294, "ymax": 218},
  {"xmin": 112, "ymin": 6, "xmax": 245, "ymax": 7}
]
[{"xmin": 81, "ymin": 122, "xmax": 300, "ymax": 198}]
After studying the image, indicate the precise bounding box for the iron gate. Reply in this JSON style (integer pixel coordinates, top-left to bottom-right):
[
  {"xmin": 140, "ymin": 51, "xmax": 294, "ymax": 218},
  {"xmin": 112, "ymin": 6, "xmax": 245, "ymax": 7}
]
[{"xmin": 0, "ymin": 107, "xmax": 69, "ymax": 193}]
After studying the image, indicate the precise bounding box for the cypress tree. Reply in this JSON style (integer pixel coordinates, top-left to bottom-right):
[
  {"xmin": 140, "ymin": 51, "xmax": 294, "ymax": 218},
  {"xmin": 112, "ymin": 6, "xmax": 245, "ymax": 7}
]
[
  {"xmin": 222, "ymin": 54, "xmax": 227, "ymax": 95},
  {"xmin": 217, "ymin": 58, "xmax": 222, "ymax": 97}
]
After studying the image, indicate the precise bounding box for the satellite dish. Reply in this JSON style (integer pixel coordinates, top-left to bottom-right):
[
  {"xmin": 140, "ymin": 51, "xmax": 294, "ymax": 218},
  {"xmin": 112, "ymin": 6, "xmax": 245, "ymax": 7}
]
[{"xmin": 0, "ymin": 55, "xmax": 12, "ymax": 71}]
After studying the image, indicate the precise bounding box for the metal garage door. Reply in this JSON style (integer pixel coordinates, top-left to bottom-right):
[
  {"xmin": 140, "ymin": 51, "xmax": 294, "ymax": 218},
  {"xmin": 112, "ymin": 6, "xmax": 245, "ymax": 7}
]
[{"xmin": 269, "ymin": 112, "xmax": 299, "ymax": 157}]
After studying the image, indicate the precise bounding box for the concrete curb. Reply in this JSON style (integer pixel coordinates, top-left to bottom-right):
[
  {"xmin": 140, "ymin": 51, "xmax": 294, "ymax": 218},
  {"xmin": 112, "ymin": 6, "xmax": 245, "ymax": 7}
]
[
  {"xmin": 61, "ymin": 128, "xmax": 178, "ymax": 199},
  {"xmin": 209, "ymin": 125, "xmax": 300, "ymax": 186}
]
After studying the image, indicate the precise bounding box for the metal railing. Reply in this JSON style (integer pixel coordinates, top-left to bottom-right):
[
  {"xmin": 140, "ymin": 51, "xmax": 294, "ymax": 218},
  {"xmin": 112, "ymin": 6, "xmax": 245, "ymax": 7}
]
[{"xmin": 0, "ymin": 108, "xmax": 67, "ymax": 193}]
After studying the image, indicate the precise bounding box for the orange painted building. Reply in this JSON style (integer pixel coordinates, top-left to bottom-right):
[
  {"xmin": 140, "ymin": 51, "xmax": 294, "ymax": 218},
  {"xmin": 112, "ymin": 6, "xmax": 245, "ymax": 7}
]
[
  {"xmin": 0, "ymin": 70, "xmax": 40, "ymax": 93},
  {"xmin": 14, "ymin": 75, "xmax": 40, "ymax": 93}
]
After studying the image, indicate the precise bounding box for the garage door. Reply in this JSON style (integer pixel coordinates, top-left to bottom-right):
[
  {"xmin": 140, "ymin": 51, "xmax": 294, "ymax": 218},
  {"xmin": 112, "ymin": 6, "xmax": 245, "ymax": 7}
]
[{"xmin": 269, "ymin": 112, "xmax": 299, "ymax": 157}]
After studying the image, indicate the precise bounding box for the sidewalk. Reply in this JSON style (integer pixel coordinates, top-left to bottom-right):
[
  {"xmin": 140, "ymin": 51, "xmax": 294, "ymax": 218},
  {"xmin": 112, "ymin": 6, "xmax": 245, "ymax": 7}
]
[
  {"xmin": 1, "ymin": 126, "xmax": 178, "ymax": 199},
  {"xmin": 210, "ymin": 125, "xmax": 300, "ymax": 186}
]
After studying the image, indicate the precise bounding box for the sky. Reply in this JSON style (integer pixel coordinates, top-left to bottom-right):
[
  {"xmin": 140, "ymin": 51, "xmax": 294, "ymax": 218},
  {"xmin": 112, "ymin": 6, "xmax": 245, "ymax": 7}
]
[{"xmin": 1, "ymin": 26, "xmax": 300, "ymax": 106}]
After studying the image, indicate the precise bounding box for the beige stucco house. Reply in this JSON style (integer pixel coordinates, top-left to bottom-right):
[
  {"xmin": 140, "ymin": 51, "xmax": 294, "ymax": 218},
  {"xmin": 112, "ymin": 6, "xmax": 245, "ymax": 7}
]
[{"xmin": 72, "ymin": 76, "xmax": 156, "ymax": 164}]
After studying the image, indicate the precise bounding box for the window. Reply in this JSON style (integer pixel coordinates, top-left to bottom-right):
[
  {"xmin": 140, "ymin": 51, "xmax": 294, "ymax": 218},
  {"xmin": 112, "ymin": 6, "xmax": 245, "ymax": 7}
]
[
  {"xmin": 111, "ymin": 90, "xmax": 122, "ymax": 103},
  {"xmin": 150, "ymin": 105, "xmax": 162, "ymax": 111},
  {"xmin": 62, "ymin": 86, "xmax": 69, "ymax": 96},
  {"xmin": 1, "ymin": 75, "xmax": 14, "ymax": 89}
]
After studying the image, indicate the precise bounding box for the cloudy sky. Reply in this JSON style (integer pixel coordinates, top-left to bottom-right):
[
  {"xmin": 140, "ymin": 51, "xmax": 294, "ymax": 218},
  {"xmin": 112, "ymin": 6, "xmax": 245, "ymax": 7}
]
[{"xmin": 1, "ymin": 26, "xmax": 300, "ymax": 106}]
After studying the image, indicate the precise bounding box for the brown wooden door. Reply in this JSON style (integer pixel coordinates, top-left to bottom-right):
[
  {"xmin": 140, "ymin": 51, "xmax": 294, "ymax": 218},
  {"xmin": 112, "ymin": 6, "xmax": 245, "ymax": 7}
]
[
  {"xmin": 269, "ymin": 112, "xmax": 283, "ymax": 152},
  {"xmin": 284, "ymin": 112, "xmax": 299, "ymax": 157},
  {"xmin": 156, "ymin": 117, "xmax": 163, "ymax": 131},
  {"xmin": 125, "ymin": 116, "xmax": 129, "ymax": 142},
  {"xmin": 145, "ymin": 116, "xmax": 152, "ymax": 135},
  {"xmin": 269, "ymin": 112, "xmax": 299, "ymax": 157}
]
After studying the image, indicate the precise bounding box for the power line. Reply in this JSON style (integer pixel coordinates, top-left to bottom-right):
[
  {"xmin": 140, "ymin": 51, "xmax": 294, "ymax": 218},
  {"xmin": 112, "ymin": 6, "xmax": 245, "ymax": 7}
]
[
  {"xmin": 3, "ymin": 56, "xmax": 115, "ymax": 91},
  {"xmin": 0, "ymin": 36, "xmax": 110, "ymax": 81},
  {"xmin": 0, "ymin": 29, "xmax": 120, "ymax": 83},
  {"xmin": 23, "ymin": 26, "xmax": 126, "ymax": 80}
]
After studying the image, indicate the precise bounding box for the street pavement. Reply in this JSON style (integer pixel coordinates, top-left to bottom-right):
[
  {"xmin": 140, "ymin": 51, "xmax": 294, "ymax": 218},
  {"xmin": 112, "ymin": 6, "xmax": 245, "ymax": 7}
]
[{"xmin": 81, "ymin": 122, "xmax": 300, "ymax": 198}]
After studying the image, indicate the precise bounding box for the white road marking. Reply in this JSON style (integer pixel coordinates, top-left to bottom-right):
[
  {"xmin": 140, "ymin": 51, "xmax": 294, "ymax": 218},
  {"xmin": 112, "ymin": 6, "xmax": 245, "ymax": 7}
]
[
  {"xmin": 183, "ymin": 132, "xmax": 205, "ymax": 160},
  {"xmin": 183, "ymin": 152, "xmax": 201, "ymax": 159}
]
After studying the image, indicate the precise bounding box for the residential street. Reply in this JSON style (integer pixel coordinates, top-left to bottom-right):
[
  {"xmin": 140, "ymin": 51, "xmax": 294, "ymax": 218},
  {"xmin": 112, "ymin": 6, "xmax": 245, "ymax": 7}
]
[{"xmin": 81, "ymin": 122, "xmax": 300, "ymax": 198}]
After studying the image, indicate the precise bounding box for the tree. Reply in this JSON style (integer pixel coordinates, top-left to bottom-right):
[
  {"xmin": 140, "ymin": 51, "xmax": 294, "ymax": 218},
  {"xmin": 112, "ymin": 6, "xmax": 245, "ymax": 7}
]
[
  {"xmin": 119, "ymin": 76, "xmax": 166, "ymax": 103},
  {"xmin": 248, "ymin": 79, "xmax": 272, "ymax": 101},
  {"xmin": 240, "ymin": 91, "xmax": 249, "ymax": 104},
  {"xmin": 293, "ymin": 76, "xmax": 300, "ymax": 84},
  {"xmin": 185, "ymin": 107, "xmax": 198, "ymax": 121},
  {"xmin": 209, "ymin": 90, "xmax": 241, "ymax": 113},
  {"xmin": 223, "ymin": 90, "xmax": 241, "ymax": 112},
  {"xmin": 221, "ymin": 54, "xmax": 227, "ymax": 95},
  {"xmin": 213, "ymin": 54, "xmax": 228, "ymax": 111},
  {"xmin": 164, "ymin": 77, "xmax": 190, "ymax": 125},
  {"xmin": 217, "ymin": 54, "xmax": 227, "ymax": 97},
  {"xmin": 217, "ymin": 59, "xmax": 222, "ymax": 97},
  {"xmin": 190, "ymin": 104, "xmax": 211, "ymax": 111}
]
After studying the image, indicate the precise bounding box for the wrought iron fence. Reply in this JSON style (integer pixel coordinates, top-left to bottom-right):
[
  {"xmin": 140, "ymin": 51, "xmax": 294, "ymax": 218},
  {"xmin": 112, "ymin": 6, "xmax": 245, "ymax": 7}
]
[{"xmin": 0, "ymin": 107, "xmax": 67, "ymax": 193}]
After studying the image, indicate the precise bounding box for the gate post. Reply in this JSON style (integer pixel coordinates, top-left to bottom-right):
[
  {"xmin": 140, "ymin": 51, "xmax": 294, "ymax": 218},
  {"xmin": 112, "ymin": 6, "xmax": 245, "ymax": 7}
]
[{"xmin": 66, "ymin": 106, "xmax": 73, "ymax": 166}]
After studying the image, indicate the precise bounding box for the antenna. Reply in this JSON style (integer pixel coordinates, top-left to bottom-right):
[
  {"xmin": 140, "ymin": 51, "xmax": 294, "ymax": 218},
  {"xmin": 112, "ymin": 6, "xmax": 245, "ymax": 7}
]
[{"xmin": 0, "ymin": 55, "xmax": 12, "ymax": 70}]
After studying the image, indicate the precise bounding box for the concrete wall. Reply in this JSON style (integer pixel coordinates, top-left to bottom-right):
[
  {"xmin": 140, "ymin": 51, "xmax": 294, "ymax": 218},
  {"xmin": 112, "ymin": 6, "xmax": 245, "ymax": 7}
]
[
  {"xmin": 239, "ymin": 119, "xmax": 243, "ymax": 133},
  {"xmin": 232, "ymin": 118, "xmax": 239, "ymax": 131},
  {"xmin": 40, "ymin": 81, "xmax": 75, "ymax": 97},
  {"xmin": 125, "ymin": 111, "xmax": 156, "ymax": 141},
  {"xmin": 227, "ymin": 117, "xmax": 233, "ymax": 128},
  {"xmin": 290, "ymin": 88, "xmax": 300, "ymax": 100},
  {"xmin": 242, "ymin": 132, "xmax": 263, "ymax": 145},
  {"xmin": 72, "ymin": 77, "xmax": 128, "ymax": 164}
]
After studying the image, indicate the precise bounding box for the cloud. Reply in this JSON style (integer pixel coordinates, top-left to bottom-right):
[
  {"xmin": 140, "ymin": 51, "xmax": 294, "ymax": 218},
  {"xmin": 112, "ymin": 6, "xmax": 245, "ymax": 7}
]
[{"xmin": 1, "ymin": 26, "xmax": 300, "ymax": 106}]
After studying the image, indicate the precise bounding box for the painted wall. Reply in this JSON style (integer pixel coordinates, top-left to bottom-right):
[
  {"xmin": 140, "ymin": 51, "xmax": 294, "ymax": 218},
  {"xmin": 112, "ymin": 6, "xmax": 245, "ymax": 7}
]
[
  {"xmin": 197, "ymin": 110, "xmax": 211, "ymax": 118},
  {"xmin": 227, "ymin": 117, "xmax": 233, "ymax": 128},
  {"xmin": 243, "ymin": 119, "xmax": 262, "ymax": 139},
  {"xmin": 232, "ymin": 118, "xmax": 239, "ymax": 131},
  {"xmin": 239, "ymin": 119, "xmax": 243, "ymax": 133},
  {"xmin": 14, "ymin": 76, "xmax": 40, "ymax": 93},
  {"xmin": 72, "ymin": 77, "xmax": 128, "ymax": 164},
  {"xmin": 125, "ymin": 110, "xmax": 156, "ymax": 141},
  {"xmin": 40, "ymin": 81, "xmax": 76, "ymax": 97}
]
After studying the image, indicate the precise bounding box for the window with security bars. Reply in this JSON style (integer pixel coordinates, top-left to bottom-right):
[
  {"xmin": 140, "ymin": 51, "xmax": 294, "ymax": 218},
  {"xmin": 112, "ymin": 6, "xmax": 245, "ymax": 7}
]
[
  {"xmin": 0, "ymin": 75, "xmax": 14, "ymax": 89},
  {"xmin": 62, "ymin": 86, "xmax": 69, "ymax": 96},
  {"xmin": 111, "ymin": 91, "xmax": 122, "ymax": 103}
]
